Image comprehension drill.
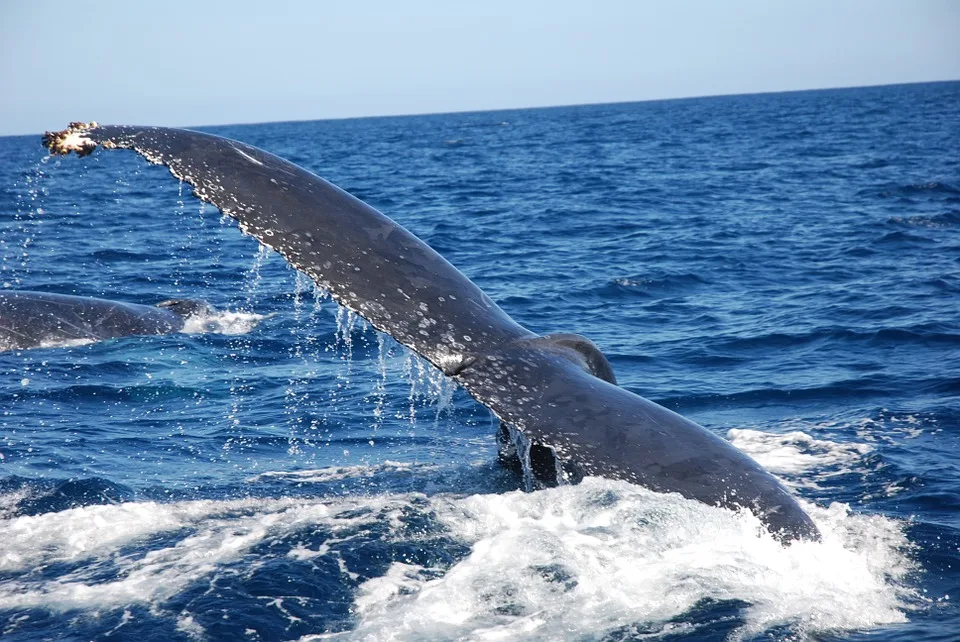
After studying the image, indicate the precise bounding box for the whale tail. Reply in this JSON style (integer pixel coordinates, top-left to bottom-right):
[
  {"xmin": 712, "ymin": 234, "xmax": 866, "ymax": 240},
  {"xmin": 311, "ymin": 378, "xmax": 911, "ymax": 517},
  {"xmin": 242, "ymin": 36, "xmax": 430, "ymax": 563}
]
[{"xmin": 44, "ymin": 122, "xmax": 820, "ymax": 543}]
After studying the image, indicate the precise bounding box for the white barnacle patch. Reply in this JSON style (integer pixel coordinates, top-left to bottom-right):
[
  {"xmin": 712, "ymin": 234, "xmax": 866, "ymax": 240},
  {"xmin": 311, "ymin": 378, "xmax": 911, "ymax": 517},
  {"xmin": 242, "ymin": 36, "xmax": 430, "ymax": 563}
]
[{"xmin": 59, "ymin": 130, "xmax": 96, "ymax": 154}]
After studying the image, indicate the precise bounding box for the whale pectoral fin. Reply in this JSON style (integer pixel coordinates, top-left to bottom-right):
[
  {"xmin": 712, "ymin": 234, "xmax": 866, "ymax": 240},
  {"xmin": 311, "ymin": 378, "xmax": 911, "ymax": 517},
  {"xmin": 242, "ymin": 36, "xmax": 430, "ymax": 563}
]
[
  {"xmin": 458, "ymin": 343, "xmax": 820, "ymax": 543},
  {"xmin": 43, "ymin": 123, "xmax": 533, "ymax": 375}
]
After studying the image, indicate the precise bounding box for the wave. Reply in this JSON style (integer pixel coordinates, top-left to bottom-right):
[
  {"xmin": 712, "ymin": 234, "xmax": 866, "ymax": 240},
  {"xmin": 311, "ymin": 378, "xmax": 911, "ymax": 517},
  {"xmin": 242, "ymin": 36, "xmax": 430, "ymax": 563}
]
[
  {"xmin": 90, "ymin": 249, "xmax": 158, "ymax": 262},
  {"xmin": 873, "ymin": 231, "xmax": 939, "ymax": 245},
  {"xmin": 654, "ymin": 377, "xmax": 914, "ymax": 411},
  {"xmin": 319, "ymin": 480, "xmax": 917, "ymax": 641},
  {"xmin": 714, "ymin": 325, "xmax": 960, "ymax": 352},
  {"xmin": 728, "ymin": 429, "xmax": 874, "ymax": 489},
  {"xmin": 0, "ymin": 381, "xmax": 208, "ymax": 404},
  {"xmin": 604, "ymin": 272, "xmax": 712, "ymax": 297},
  {"xmin": 247, "ymin": 461, "xmax": 437, "ymax": 485},
  {"xmin": 0, "ymin": 476, "xmax": 134, "ymax": 517},
  {"xmin": 887, "ymin": 211, "xmax": 960, "ymax": 228},
  {"xmin": 869, "ymin": 181, "xmax": 960, "ymax": 199},
  {"xmin": 0, "ymin": 479, "xmax": 918, "ymax": 640},
  {"xmin": 715, "ymin": 161, "xmax": 773, "ymax": 172},
  {"xmin": 893, "ymin": 181, "xmax": 959, "ymax": 195}
]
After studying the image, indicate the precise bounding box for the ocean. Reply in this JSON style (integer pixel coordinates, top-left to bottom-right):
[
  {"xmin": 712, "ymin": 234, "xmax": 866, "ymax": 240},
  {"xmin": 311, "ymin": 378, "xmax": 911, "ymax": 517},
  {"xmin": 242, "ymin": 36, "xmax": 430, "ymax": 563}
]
[{"xmin": 0, "ymin": 81, "xmax": 958, "ymax": 641}]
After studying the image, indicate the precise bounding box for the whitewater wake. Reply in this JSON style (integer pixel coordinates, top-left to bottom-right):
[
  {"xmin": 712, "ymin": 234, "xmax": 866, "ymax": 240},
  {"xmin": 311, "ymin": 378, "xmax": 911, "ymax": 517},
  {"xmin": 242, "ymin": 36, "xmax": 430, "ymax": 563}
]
[{"xmin": 1, "ymin": 472, "xmax": 918, "ymax": 641}]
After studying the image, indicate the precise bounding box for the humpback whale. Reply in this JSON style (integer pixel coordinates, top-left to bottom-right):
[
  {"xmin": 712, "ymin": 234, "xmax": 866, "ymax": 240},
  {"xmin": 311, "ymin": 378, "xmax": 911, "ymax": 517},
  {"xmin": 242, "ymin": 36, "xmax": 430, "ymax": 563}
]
[
  {"xmin": 0, "ymin": 289, "xmax": 211, "ymax": 351},
  {"xmin": 43, "ymin": 122, "xmax": 820, "ymax": 543}
]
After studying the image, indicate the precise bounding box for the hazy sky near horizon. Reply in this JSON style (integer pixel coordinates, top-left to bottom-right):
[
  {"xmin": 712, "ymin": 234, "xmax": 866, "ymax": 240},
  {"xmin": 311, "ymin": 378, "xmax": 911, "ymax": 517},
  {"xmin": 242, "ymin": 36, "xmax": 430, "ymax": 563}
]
[{"xmin": 1, "ymin": 0, "xmax": 958, "ymax": 136}]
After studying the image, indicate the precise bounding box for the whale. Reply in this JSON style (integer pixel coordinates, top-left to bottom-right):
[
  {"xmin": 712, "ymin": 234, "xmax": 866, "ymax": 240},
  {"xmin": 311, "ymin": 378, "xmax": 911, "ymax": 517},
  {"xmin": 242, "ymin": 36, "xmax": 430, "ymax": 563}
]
[
  {"xmin": 0, "ymin": 289, "xmax": 212, "ymax": 351},
  {"xmin": 43, "ymin": 122, "xmax": 821, "ymax": 543}
]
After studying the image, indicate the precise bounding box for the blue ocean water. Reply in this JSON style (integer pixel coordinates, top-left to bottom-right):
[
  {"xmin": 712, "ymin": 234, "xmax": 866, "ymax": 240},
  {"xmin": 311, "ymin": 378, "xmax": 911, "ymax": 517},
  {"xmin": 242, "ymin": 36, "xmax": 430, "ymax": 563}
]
[{"xmin": 0, "ymin": 81, "xmax": 958, "ymax": 641}]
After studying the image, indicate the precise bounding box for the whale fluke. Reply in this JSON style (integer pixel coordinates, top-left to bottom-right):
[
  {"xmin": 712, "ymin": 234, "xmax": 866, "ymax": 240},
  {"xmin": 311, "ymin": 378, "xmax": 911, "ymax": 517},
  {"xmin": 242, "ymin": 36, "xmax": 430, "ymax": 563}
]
[{"xmin": 44, "ymin": 122, "xmax": 821, "ymax": 543}]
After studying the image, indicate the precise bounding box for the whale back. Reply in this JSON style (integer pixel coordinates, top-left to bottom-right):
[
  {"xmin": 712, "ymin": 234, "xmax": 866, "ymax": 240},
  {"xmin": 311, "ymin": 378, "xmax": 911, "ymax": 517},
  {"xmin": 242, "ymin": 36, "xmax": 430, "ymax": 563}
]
[{"xmin": 0, "ymin": 290, "xmax": 183, "ymax": 350}]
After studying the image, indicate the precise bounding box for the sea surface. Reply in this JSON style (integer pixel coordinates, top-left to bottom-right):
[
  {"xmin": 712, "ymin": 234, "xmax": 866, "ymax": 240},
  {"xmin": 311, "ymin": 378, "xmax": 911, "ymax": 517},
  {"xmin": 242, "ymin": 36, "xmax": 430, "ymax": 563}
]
[{"xmin": 0, "ymin": 81, "xmax": 958, "ymax": 641}]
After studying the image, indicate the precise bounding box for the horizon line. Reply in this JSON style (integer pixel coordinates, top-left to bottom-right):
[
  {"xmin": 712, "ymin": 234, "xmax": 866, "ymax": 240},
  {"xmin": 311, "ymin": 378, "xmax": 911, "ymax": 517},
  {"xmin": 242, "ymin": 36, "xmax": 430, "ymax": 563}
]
[{"xmin": 8, "ymin": 78, "xmax": 958, "ymax": 140}]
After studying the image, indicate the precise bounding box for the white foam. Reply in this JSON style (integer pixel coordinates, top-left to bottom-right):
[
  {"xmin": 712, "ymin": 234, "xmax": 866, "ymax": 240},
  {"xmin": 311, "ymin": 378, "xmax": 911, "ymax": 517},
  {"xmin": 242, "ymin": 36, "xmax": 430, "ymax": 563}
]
[
  {"xmin": 0, "ymin": 495, "xmax": 391, "ymax": 612},
  {"xmin": 247, "ymin": 461, "xmax": 433, "ymax": 484},
  {"xmin": 728, "ymin": 428, "xmax": 873, "ymax": 488},
  {"xmin": 0, "ymin": 497, "xmax": 323, "ymax": 574},
  {"xmin": 1, "ymin": 480, "xmax": 918, "ymax": 639},
  {"xmin": 0, "ymin": 489, "xmax": 32, "ymax": 520},
  {"xmin": 180, "ymin": 309, "xmax": 269, "ymax": 335},
  {"xmin": 315, "ymin": 479, "xmax": 917, "ymax": 640},
  {"xmin": 36, "ymin": 337, "xmax": 98, "ymax": 350},
  {"xmin": 852, "ymin": 414, "xmax": 930, "ymax": 443}
]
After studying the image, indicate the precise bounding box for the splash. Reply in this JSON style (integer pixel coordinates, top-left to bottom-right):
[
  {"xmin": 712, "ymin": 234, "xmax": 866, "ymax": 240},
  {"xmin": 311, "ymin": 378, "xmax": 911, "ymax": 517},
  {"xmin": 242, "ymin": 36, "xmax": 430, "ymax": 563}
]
[
  {"xmin": 728, "ymin": 428, "xmax": 873, "ymax": 489},
  {"xmin": 400, "ymin": 349, "xmax": 457, "ymax": 426},
  {"xmin": 222, "ymin": 244, "xmax": 275, "ymax": 450},
  {"xmin": 502, "ymin": 422, "xmax": 537, "ymax": 492},
  {"xmin": 0, "ymin": 495, "xmax": 386, "ymax": 610},
  {"xmin": 368, "ymin": 333, "xmax": 389, "ymax": 432},
  {"xmin": 241, "ymin": 243, "xmax": 273, "ymax": 310},
  {"xmin": 167, "ymin": 182, "xmax": 216, "ymax": 294},
  {"xmin": 284, "ymin": 273, "xmax": 326, "ymax": 449},
  {"xmin": 0, "ymin": 158, "xmax": 49, "ymax": 288},
  {"xmin": 334, "ymin": 306, "xmax": 361, "ymax": 359},
  {"xmin": 328, "ymin": 479, "xmax": 919, "ymax": 641},
  {"xmin": 179, "ymin": 309, "xmax": 268, "ymax": 336},
  {"xmin": 0, "ymin": 476, "xmax": 920, "ymax": 640},
  {"xmin": 34, "ymin": 337, "xmax": 99, "ymax": 350},
  {"xmin": 247, "ymin": 460, "xmax": 434, "ymax": 484}
]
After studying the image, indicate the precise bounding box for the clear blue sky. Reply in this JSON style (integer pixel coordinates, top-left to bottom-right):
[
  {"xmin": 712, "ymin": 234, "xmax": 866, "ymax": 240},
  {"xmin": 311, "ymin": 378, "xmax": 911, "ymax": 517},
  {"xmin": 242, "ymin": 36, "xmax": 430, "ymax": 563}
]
[{"xmin": 1, "ymin": 0, "xmax": 958, "ymax": 136}]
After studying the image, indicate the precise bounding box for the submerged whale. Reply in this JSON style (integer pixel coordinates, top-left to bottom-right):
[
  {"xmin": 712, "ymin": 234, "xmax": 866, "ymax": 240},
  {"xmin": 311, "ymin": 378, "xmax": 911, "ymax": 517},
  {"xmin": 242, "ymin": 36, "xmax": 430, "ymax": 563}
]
[
  {"xmin": 0, "ymin": 289, "xmax": 211, "ymax": 351},
  {"xmin": 43, "ymin": 122, "xmax": 820, "ymax": 542}
]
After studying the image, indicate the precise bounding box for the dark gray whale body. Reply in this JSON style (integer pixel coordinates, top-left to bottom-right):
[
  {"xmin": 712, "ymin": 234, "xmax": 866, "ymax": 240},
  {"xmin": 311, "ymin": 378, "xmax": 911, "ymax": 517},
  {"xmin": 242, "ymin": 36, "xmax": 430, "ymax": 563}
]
[
  {"xmin": 0, "ymin": 290, "xmax": 209, "ymax": 351},
  {"xmin": 44, "ymin": 122, "xmax": 820, "ymax": 543}
]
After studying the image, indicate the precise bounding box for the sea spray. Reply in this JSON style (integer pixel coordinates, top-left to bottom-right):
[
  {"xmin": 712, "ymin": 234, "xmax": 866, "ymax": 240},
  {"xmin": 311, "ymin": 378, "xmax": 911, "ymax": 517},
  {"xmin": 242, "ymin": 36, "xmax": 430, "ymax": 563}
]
[{"xmin": 0, "ymin": 157, "xmax": 49, "ymax": 288}]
